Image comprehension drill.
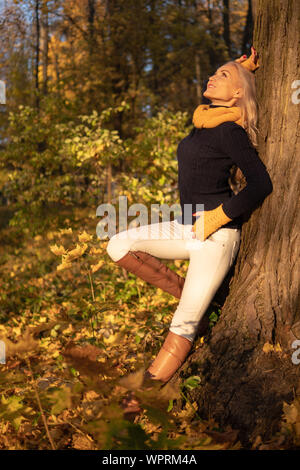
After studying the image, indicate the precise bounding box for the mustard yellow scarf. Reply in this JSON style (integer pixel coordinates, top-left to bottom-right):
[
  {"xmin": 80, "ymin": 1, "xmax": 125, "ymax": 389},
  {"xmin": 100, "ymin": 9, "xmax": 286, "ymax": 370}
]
[{"xmin": 193, "ymin": 104, "xmax": 243, "ymax": 128}]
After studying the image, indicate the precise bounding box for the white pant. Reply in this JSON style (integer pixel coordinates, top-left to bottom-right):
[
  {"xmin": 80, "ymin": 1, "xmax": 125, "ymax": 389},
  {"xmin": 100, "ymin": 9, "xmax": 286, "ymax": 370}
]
[{"xmin": 107, "ymin": 219, "xmax": 241, "ymax": 342}]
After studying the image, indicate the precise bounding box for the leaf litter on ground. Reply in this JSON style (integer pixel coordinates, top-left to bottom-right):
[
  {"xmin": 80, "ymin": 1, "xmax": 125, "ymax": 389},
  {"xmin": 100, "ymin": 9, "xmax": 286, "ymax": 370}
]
[{"xmin": 0, "ymin": 209, "xmax": 297, "ymax": 450}]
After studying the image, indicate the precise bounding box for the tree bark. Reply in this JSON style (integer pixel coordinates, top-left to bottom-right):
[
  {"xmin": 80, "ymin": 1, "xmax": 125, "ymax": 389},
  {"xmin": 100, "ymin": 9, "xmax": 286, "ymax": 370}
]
[
  {"xmin": 41, "ymin": 1, "xmax": 49, "ymax": 95},
  {"xmin": 222, "ymin": 0, "xmax": 231, "ymax": 56},
  {"xmin": 183, "ymin": 0, "xmax": 300, "ymax": 446},
  {"xmin": 107, "ymin": 162, "xmax": 112, "ymax": 204},
  {"xmin": 87, "ymin": 0, "xmax": 96, "ymax": 111},
  {"xmin": 34, "ymin": 0, "xmax": 40, "ymax": 109},
  {"xmin": 241, "ymin": 0, "xmax": 253, "ymax": 54},
  {"xmin": 195, "ymin": 53, "xmax": 202, "ymax": 103}
]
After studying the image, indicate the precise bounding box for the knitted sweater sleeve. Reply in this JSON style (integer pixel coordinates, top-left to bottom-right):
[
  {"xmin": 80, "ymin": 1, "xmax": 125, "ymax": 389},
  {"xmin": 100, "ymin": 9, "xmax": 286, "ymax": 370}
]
[{"xmin": 220, "ymin": 123, "xmax": 273, "ymax": 220}]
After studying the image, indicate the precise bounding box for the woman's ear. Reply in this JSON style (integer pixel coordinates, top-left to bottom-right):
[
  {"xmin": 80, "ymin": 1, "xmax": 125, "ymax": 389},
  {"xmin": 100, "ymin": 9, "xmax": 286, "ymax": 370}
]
[{"xmin": 233, "ymin": 87, "xmax": 243, "ymax": 99}]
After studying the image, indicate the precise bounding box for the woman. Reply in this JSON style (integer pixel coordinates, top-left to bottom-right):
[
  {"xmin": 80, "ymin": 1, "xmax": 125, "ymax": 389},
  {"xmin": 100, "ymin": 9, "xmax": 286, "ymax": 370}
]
[{"xmin": 107, "ymin": 46, "xmax": 273, "ymax": 387}]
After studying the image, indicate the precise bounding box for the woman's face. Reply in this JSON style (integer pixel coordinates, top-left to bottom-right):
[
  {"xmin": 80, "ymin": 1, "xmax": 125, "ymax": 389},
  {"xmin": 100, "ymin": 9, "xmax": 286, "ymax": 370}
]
[{"xmin": 203, "ymin": 64, "xmax": 243, "ymax": 107}]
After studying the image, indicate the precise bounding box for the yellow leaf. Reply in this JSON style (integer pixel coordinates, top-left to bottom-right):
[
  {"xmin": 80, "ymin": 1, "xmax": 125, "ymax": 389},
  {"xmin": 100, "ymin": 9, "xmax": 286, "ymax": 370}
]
[
  {"xmin": 49, "ymin": 414, "xmax": 58, "ymax": 424},
  {"xmin": 263, "ymin": 342, "xmax": 274, "ymax": 353},
  {"xmin": 63, "ymin": 243, "xmax": 88, "ymax": 262},
  {"xmin": 12, "ymin": 327, "xmax": 22, "ymax": 337},
  {"xmin": 90, "ymin": 260, "xmax": 104, "ymax": 273},
  {"xmin": 89, "ymin": 247, "xmax": 103, "ymax": 255},
  {"xmin": 59, "ymin": 228, "xmax": 73, "ymax": 235},
  {"xmin": 176, "ymin": 401, "xmax": 197, "ymax": 419},
  {"xmin": 57, "ymin": 261, "xmax": 73, "ymax": 271},
  {"xmin": 78, "ymin": 231, "xmax": 93, "ymax": 242},
  {"xmin": 103, "ymin": 314, "xmax": 115, "ymax": 323},
  {"xmin": 62, "ymin": 324, "xmax": 74, "ymax": 335},
  {"xmin": 50, "ymin": 244, "xmax": 67, "ymax": 256},
  {"xmin": 83, "ymin": 391, "xmax": 100, "ymax": 401},
  {"xmin": 47, "ymin": 232, "xmax": 55, "ymax": 240}
]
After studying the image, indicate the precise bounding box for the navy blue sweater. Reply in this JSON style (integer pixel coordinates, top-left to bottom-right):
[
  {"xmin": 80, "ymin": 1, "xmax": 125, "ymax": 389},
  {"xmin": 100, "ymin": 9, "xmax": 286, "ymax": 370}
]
[{"xmin": 176, "ymin": 105, "xmax": 273, "ymax": 228}]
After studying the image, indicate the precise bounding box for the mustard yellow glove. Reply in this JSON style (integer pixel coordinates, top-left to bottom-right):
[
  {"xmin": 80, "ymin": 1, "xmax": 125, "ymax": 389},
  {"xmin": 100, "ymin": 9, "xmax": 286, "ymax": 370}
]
[
  {"xmin": 191, "ymin": 204, "xmax": 232, "ymax": 241},
  {"xmin": 235, "ymin": 46, "xmax": 260, "ymax": 72}
]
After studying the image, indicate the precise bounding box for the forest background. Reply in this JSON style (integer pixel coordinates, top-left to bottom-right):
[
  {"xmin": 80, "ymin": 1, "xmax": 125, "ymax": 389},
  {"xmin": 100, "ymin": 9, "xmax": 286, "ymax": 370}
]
[{"xmin": 0, "ymin": 0, "xmax": 298, "ymax": 451}]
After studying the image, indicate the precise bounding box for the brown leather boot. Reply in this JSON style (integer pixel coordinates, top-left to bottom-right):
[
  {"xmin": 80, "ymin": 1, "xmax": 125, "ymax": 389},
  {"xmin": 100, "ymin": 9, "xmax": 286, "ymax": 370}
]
[
  {"xmin": 120, "ymin": 332, "xmax": 192, "ymax": 420},
  {"xmin": 145, "ymin": 331, "xmax": 193, "ymax": 383},
  {"xmin": 115, "ymin": 250, "xmax": 185, "ymax": 299}
]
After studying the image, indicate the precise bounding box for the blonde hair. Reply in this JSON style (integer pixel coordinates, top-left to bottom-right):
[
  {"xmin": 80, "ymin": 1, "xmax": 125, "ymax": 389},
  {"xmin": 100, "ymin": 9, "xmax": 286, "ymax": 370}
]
[
  {"xmin": 223, "ymin": 60, "xmax": 260, "ymax": 193},
  {"xmin": 225, "ymin": 60, "xmax": 260, "ymax": 147}
]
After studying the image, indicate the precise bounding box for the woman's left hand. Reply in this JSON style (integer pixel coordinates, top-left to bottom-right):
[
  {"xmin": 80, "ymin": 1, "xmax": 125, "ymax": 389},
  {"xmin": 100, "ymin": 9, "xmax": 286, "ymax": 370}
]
[{"xmin": 235, "ymin": 46, "xmax": 259, "ymax": 69}]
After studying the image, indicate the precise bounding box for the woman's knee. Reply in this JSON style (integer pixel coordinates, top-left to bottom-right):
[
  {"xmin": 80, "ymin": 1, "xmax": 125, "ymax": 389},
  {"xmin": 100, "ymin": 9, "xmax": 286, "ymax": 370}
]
[{"xmin": 106, "ymin": 234, "xmax": 130, "ymax": 262}]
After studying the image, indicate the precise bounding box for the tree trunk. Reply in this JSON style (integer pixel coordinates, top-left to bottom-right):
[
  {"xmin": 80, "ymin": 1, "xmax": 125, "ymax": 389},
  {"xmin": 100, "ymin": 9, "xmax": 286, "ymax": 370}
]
[
  {"xmin": 195, "ymin": 53, "xmax": 202, "ymax": 103},
  {"xmin": 184, "ymin": 0, "xmax": 300, "ymax": 446},
  {"xmin": 34, "ymin": 0, "xmax": 40, "ymax": 109},
  {"xmin": 87, "ymin": 0, "xmax": 96, "ymax": 111},
  {"xmin": 107, "ymin": 162, "xmax": 112, "ymax": 204},
  {"xmin": 241, "ymin": 0, "xmax": 253, "ymax": 54},
  {"xmin": 41, "ymin": 2, "xmax": 49, "ymax": 95},
  {"xmin": 222, "ymin": 0, "xmax": 231, "ymax": 56}
]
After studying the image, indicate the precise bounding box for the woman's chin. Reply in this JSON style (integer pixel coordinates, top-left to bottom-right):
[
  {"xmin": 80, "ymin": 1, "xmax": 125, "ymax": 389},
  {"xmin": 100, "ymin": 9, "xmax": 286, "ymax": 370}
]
[{"xmin": 203, "ymin": 90, "xmax": 214, "ymax": 99}]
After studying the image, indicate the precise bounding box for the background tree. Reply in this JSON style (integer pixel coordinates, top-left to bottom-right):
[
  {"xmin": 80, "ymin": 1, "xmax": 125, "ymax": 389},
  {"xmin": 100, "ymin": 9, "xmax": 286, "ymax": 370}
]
[
  {"xmin": 186, "ymin": 0, "xmax": 300, "ymax": 446},
  {"xmin": 222, "ymin": 0, "xmax": 231, "ymax": 56},
  {"xmin": 0, "ymin": 0, "xmax": 252, "ymax": 137}
]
